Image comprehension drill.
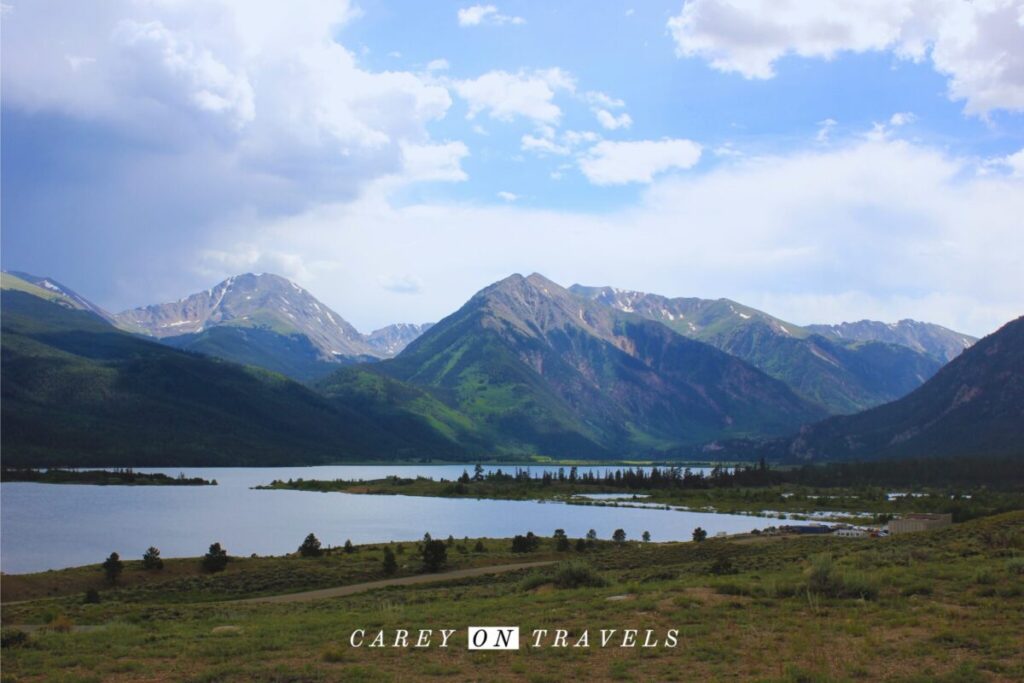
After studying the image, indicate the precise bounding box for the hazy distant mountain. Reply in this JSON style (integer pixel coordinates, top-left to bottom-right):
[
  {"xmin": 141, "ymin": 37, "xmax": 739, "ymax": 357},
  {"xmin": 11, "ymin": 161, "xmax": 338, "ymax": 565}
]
[
  {"xmin": 773, "ymin": 315, "xmax": 1024, "ymax": 461},
  {"xmin": 571, "ymin": 285, "xmax": 945, "ymax": 414},
  {"xmin": 4, "ymin": 271, "xmax": 115, "ymax": 323},
  {"xmin": 373, "ymin": 273, "xmax": 824, "ymax": 457},
  {"xmin": 806, "ymin": 320, "xmax": 976, "ymax": 363},
  {"xmin": 367, "ymin": 323, "xmax": 435, "ymax": 356},
  {"xmin": 113, "ymin": 273, "xmax": 432, "ymax": 380}
]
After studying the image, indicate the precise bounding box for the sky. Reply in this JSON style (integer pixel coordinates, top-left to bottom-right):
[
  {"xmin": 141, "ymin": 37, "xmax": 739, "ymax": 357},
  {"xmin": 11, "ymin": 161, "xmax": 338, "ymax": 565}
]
[{"xmin": 2, "ymin": 0, "xmax": 1023, "ymax": 337}]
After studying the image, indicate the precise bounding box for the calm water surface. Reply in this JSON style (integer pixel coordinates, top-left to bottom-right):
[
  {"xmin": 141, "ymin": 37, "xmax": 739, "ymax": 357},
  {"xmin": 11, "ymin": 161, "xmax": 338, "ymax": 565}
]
[{"xmin": 1, "ymin": 465, "xmax": 769, "ymax": 574}]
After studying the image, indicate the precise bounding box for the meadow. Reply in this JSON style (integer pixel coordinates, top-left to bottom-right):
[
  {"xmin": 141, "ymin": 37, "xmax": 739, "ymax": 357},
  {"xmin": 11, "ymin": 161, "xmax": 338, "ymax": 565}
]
[{"xmin": 2, "ymin": 511, "xmax": 1022, "ymax": 681}]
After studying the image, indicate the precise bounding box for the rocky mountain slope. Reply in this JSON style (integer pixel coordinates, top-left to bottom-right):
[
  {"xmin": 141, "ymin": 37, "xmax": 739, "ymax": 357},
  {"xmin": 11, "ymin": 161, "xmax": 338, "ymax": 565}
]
[
  {"xmin": 571, "ymin": 285, "xmax": 949, "ymax": 414},
  {"xmin": 806, "ymin": 319, "xmax": 976, "ymax": 363},
  {"xmin": 772, "ymin": 315, "xmax": 1024, "ymax": 461}
]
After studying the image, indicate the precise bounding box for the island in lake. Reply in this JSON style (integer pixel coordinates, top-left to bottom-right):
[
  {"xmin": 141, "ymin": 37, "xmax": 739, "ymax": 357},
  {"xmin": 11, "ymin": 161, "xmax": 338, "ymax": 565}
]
[{"xmin": 1, "ymin": 468, "xmax": 217, "ymax": 486}]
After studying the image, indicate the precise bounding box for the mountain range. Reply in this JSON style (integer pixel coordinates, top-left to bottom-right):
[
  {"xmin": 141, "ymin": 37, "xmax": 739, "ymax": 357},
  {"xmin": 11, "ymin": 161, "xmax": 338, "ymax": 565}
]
[
  {"xmin": 111, "ymin": 273, "xmax": 432, "ymax": 381},
  {"xmin": 2, "ymin": 268, "xmax": 1017, "ymax": 465},
  {"xmin": 570, "ymin": 285, "xmax": 972, "ymax": 414}
]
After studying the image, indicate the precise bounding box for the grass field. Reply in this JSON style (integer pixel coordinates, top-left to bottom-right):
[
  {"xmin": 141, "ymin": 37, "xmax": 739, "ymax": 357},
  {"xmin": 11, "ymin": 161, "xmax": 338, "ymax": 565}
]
[{"xmin": 2, "ymin": 511, "xmax": 1022, "ymax": 681}]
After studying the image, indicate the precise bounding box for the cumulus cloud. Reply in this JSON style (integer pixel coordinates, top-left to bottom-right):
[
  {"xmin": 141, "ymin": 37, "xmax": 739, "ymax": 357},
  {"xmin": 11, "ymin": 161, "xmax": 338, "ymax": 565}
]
[
  {"xmin": 457, "ymin": 5, "xmax": 525, "ymax": 27},
  {"xmin": 497, "ymin": 191, "xmax": 520, "ymax": 201},
  {"xmin": 452, "ymin": 68, "xmax": 575, "ymax": 124},
  {"xmin": 595, "ymin": 109, "xmax": 633, "ymax": 130},
  {"xmin": 889, "ymin": 111, "xmax": 917, "ymax": 126},
  {"xmin": 667, "ymin": 0, "xmax": 1024, "ymax": 114},
  {"xmin": 201, "ymin": 137, "xmax": 1024, "ymax": 336},
  {"xmin": 579, "ymin": 139, "xmax": 702, "ymax": 184}
]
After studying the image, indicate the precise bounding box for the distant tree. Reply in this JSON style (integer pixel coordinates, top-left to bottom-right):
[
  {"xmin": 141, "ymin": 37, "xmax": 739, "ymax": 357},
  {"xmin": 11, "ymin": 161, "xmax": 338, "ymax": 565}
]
[
  {"xmin": 344, "ymin": 539, "xmax": 355, "ymax": 554},
  {"xmin": 422, "ymin": 539, "xmax": 447, "ymax": 572},
  {"xmin": 396, "ymin": 543, "xmax": 405, "ymax": 555},
  {"xmin": 83, "ymin": 588, "xmax": 101, "ymax": 604},
  {"xmin": 299, "ymin": 533, "xmax": 323, "ymax": 557},
  {"xmin": 575, "ymin": 538, "xmax": 588, "ymax": 553},
  {"xmin": 473, "ymin": 540, "xmax": 486, "ymax": 553},
  {"xmin": 202, "ymin": 543, "xmax": 229, "ymax": 573},
  {"xmin": 473, "ymin": 463, "xmax": 485, "ymax": 481},
  {"xmin": 446, "ymin": 534, "xmax": 455, "ymax": 547},
  {"xmin": 142, "ymin": 546, "xmax": 164, "ymax": 570},
  {"xmin": 423, "ymin": 532, "xmax": 432, "ymax": 543},
  {"xmin": 102, "ymin": 552, "xmax": 123, "ymax": 584},
  {"xmin": 642, "ymin": 531, "xmax": 651, "ymax": 543},
  {"xmin": 692, "ymin": 527, "xmax": 708, "ymax": 543},
  {"xmin": 458, "ymin": 469, "xmax": 471, "ymax": 484},
  {"xmin": 612, "ymin": 529, "xmax": 627, "ymax": 543},
  {"xmin": 382, "ymin": 547, "xmax": 398, "ymax": 575},
  {"xmin": 586, "ymin": 529, "xmax": 598, "ymax": 542},
  {"xmin": 553, "ymin": 528, "xmax": 571, "ymax": 551}
]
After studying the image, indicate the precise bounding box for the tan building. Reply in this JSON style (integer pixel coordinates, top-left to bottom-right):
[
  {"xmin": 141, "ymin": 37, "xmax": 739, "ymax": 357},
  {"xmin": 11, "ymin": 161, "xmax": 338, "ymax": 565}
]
[{"xmin": 888, "ymin": 513, "xmax": 953, "ymax": 535}]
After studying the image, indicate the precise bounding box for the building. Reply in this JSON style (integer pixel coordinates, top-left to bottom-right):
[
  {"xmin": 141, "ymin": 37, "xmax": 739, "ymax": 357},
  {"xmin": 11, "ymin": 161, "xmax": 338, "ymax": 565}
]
[
  {"xmin": 834, "ymin": 527, "xmax": 868, "ymax": 538},
  {"xmin": 888, "ymin": 513, "xmax": 953, "ymax": 535}
]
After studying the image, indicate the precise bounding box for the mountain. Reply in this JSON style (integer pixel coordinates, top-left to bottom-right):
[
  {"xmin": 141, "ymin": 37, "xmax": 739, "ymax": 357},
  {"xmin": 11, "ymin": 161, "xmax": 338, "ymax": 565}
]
[
  {"xmin": 570, "ymin": 285, "xmax": 945, "ymax": 415},
  {"xmin": 113, "ymin": 273, "xmax": 432, "ymax": 381},
  {"xmin": 3, "ymin": 271, "xmax": 115, "ymax": 323},
  {"xmin": 372, "ymin": 273, "xmax": 825, "ymax": 458},
  {"xmin": 806, "ymin": 320, "xmax": 976, "ymax": 363},
  {"xmin": 771, "ymin": 315, "xmax": 1024, "ymax": 461},
  {"xmin": 366, "ymin": 323, "xmax": 435, "ymax": 356},
  {"xmin": 0, "ymin": 282, "xmax": 474, "ymax": 466}
]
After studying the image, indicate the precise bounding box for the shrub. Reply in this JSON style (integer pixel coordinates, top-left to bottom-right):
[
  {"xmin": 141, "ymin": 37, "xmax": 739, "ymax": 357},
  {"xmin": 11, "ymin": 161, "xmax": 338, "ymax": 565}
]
[
  {"xmin": 709, "ymin": 557, "xmax": 737, "ymax": 575},
  {"xmin": 575, "ymin": 538, "xmax": 588, "ymax": 553},
  {"xmin": 612, "ymin": 529, "xmax": 626, "ymax": 543},
  {"xmin": 102, "ymin": 552, "xmax": 124, "ymax": 584},
  {"xmin": 298, "ymin": 533, "xmax": 323, "ymax": 557},
  {"xmin": 692, "ymin": 527, "xmax": 708, "ymax": 542},
  {"xmin": 382, "ymin": 547, "xmax": 398, "ymax": 575},
  {"xmin": 202, "ymin": 543, "xmax": 229, "ymax": 573},
  {"xmin": 1, "ymin": 629, "xmax": 29, "ymax": 649},
  {"xmin": 551, "ymin": 561, "xmax": 608, "ymax": 589},
  {"xmin": 422, "ymin": 539, "xmax": 447, "ymax": 572},
  {"xmin": 511, "ymin": 533, "xmax": 540, "ymax": 553},
  {"xmin": 805, "ymin": 554, "xmax": 878, "ymax": 600},
  {"xmin": 83, "ymin": 588, "xmax": 101, "ymax": 604},
  {"xmin": 473, "ymin": 540, "xmax": 486, "ymax": 553},
  {"xmin": 642, "ymin": 531, "xmax": 651, "ymax": 543},
  {"xmin": 343, "ymin": 539, "xmax": 355, "ymax": 554},
  {"xmin": 142, "ymin": 546, "xmax": 164, "ymax": 570},
  {"xmin": 586, "ymin": 529, "xmax": 597, "ymax": 541},
  {"xmin": 1005, "ymin": 557, "xmax": 1024, "ymax": 575},
  {"xmin": 553, "ymin": 529, "xmax": 571, "ymax": 551}
]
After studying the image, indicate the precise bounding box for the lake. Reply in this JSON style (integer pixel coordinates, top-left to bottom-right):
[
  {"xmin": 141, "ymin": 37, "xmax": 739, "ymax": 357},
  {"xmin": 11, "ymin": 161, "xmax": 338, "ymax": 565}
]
[{"xmin": 0, "ymin": 465, "xmax": 770, "ymax": 574}]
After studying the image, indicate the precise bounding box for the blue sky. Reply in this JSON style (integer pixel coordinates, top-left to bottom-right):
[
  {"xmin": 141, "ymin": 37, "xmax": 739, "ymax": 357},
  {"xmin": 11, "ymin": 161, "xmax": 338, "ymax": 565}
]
[{"xmin": 2, "ymin": 0, "xmax": 1023, "ymax": 336}]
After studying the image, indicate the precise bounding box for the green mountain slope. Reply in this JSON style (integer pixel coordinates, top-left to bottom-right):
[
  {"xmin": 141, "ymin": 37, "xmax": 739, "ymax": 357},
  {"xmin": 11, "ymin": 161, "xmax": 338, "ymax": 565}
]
[
  {"xmin": 773, "ymin": 315, "xmax": 1024, "ymax": 461},
  {"xmin": 0, "ymin": 289, "xmax": 468, "ymax": 466},
  {"xmin": 374, "ymin": 274, "xmax": 824, "ymax": 458},
  {"xmin": 571, "ymin": 285, "xmax": 944, "ymax": 414}
]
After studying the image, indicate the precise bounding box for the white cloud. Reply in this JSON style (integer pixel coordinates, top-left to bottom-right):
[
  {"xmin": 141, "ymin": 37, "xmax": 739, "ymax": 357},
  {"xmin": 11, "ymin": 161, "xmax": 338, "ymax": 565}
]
[
  {"xmin": 889, "ymin": 111, "xmax": 916, "ymax": 126},
  {"xmin": 595, "ymin": 109, "xmax": 633, "ymax": 130},
  {"xmin": 457, "ymin": 5, "xmax": 525, "ymax": 27},
  {"xmin": 816, "ymin": 118, "xmax": 837, "ymax": 143},
  {"xmin": 584, "ymin": 91, "xmax": 625, "ymax": 109},
  {"xmin": 521, "ymin": 134, "xmax": 570, "ymax": 155},
  {"xmin": 579, "ymin": 139, "xmax": 702, "ymax": 185},
  {"xmin": 667, "ymin": 0, "xmax": 1024, "ymax": 114},
  {"xmin": 378, "ymin": 274, "xmax": 423, "ymax": 294},
  {"xmin": 497, "ymin": 191, "xmax": 520, "ymax": 201},
  {"xmin": 2, "ymin": 0, "xmax": 454, "ymax": 194},
  {"xmin": 426, "ymin": 58, "xmax": 450, "ymax": 72},
  {"xmin": 399, "ymin": 142, "xmax": 470, "ymax": 183},
  {"xmin": 992, "ymin": 147, "xmax": 1024, "ymax": 176},
  {"xmin": 452, "ymin": 68, "xmax": 575, "ymax": 124},
  {"xmin": 203, "ymin": 137, "xmax": 1024, "ymax": 336}
]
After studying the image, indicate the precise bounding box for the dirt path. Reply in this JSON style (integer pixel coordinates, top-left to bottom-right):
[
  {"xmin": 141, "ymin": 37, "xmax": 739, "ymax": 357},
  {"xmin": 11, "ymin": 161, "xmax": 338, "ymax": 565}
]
[{"xmin": 232, "ymin": 560, "xmax": 557, "ymax": 604}]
